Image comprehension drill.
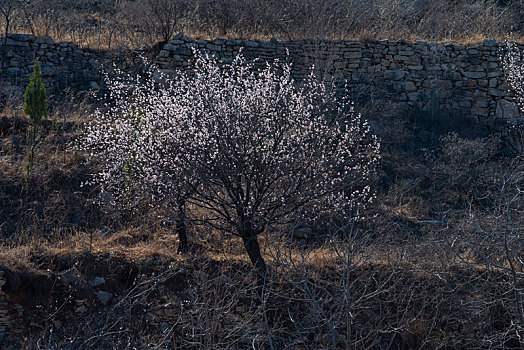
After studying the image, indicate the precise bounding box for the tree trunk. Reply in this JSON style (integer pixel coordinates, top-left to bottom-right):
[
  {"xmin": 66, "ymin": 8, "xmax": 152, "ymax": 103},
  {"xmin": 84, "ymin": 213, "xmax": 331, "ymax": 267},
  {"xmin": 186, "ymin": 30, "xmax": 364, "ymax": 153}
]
[
  {"xmin": 176, "ymin": 201, "xmax": 188, "ymax": 253},
  {"xmin": 242, "ymin": 235, "xmax": 267, "ymax": 281},
  {"xmin": 4, "ymin": 17, "xmax": 9, "ymax": 46}
]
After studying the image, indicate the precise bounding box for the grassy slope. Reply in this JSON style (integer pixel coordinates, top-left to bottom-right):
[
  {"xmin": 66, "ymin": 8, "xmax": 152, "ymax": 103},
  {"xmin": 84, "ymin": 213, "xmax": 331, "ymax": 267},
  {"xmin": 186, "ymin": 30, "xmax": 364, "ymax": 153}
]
[{"xmin": 0, "ymin": 88, "xmax": 523, "ymax": 348}]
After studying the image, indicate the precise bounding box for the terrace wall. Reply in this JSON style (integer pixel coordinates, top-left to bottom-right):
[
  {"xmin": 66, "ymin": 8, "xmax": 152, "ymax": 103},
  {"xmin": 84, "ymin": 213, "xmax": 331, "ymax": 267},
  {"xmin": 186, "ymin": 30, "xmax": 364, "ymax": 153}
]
[{"xmin": 156, "ymin": 34, "xmax": 521, "ymax": 125}]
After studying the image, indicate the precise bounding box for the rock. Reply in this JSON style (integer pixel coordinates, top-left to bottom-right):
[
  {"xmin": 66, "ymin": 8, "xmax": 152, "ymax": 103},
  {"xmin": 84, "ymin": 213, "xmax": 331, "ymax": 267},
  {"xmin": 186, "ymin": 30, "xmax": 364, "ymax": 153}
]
[
  {"xmin": 206, "ymin": 44, "xmax": 221, "ymax": 51},
  {"xmin": 174, "ymin": 47, "xmax": 191, "ymax": 56},
  {"xmin": 483, "ymin": 39, "xmax": 497, "ymax": 47},
  {"xmin": 496, "ymin": 100, "xmax": 520, "ymax": 119},
  {"xmin": 334, "ymin": 61, "xmax": 346, "ymax": 69},
  {"xmin": 7, "ymin": 34, "xmax": 34, "ymax": 42},
  {"xmin": 226, "ymin": 39, "xmax": 240, "ymax": 46},
  {"xmin": 90, "ymin": 277, "xmax": 105, "ymax": 287},
  {"xmin": 244, "ymin": 40, "xmax": 259, "ymax": 48},
  {"xmin": 96, "ymin": 291, "xmax": 113, "ymax": 305},
  {"xmin": 487, "ymin": 70, "xmax": 502, "ymax": 78},
  {"xmin": 212, "ymin": 274, "xmax": 230, "ymax": 287},
  {"xmin": 345, "ymin": 51, "xmax": 363, "ymax": 60},
  {"xmin": 294, "ymin": 227, "xmax": 312, "ymax": 239},
  {"xmin": 53, "ymin": 319, "xmax": 62, "ymax": 329},
  {"xmin": 194, "ymin": 271, "xmax": 209, "ymax": 283},
  {"xmin": 405, "ymin": 81, "xmax": 417, "ymax": 91},
  {"xmin": 384, "ymin": 70, "xmax": 406, "ymax": 81},
  {"xmin": 181, "ymin": 34, "xmax": 192, "ymax": 42},
  {"xmin": 75, "ymin": 305, "xmax": 87, "ymax": 314},
  {"xmin": 462, "ymin": 71, "xmax": 486, "ymax": 79},
  {"xmin": 408, "ymin": 92, "xmax": 424, "ymax": 102},
  {"xmin": 89, "ymin": 81, "xmax": 99, "ymax": 90},
  {"xmin": 158, "ymin": 49, "xmax": 169, "ymax": 58},
  {"xmin": 58, "ymin": 267, "xmax": 83, "ymax": 286},
  {"xmin": 35, "ymin": 37, "xmax": 50, "ymax": 45}
]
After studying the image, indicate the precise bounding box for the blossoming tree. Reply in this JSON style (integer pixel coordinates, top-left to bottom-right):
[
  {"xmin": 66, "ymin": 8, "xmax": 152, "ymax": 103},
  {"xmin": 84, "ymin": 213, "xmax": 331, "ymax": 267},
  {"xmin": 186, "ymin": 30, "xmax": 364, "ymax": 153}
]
[
  {"xmin": 83, "ymin": 53, "xmax": 380, "ymax": 276},
  {"xmin": 503, "ymin": 41, "xmax": 524, "ymax": 113}
]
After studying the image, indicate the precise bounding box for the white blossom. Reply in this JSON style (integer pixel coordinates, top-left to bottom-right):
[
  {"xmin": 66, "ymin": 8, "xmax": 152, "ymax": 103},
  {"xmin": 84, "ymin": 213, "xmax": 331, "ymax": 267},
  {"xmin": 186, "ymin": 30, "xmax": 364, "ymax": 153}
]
[{"xmin": 81, "ymin": 52, "xmax": 380, "ymax": 266}]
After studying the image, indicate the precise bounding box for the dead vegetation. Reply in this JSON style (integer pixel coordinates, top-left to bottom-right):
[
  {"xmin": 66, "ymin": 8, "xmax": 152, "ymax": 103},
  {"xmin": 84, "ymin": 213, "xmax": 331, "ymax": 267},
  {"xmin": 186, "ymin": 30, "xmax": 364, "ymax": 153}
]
[
  {"xmin": 0, "ymin": 0, "xmax": 523, "ymax": 51},
  {"xmin": 1, "ymin": 81, "xmax": 524, "ymax": 348}
]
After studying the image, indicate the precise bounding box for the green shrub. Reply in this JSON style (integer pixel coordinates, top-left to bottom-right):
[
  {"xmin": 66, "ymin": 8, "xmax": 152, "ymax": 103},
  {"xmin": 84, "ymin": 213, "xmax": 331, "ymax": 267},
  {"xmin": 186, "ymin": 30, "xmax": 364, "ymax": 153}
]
[{"xmin": 24, "ymin": 59, "xmax": 48, "ymax": 184}]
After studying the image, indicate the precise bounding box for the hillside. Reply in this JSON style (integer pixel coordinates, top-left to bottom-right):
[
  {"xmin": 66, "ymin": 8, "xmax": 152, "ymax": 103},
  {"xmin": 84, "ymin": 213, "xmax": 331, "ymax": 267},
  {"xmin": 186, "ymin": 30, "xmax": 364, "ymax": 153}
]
[
  {"xmin": 1, "ymin": 0, "xmax": 524, "ymax": 49},
  {"xmin": 1, "ymin": 57, "xmax": 524, "ymax": 347},
  {"xmin": 1, "ymin": 7, "xmax": 524, "ymax": 346}
]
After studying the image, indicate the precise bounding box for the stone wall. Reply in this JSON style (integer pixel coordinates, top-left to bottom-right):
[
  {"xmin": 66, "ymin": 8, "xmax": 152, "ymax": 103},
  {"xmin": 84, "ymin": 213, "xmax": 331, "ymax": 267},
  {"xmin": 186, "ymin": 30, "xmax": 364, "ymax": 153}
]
[
  {"xmin": 0, "ymin": 270, "xmax": 23, "ymax": 343},
  {"xmin": 1, "ymin": 33, "xmax": 521, "ymax": 124},
  {"xmin": 156, "ymin": 33, "xmax": 522, "ymax": 125},
  {"xmin": 0, "ymin": 34, "xmax": 101, "ymax": 95}
]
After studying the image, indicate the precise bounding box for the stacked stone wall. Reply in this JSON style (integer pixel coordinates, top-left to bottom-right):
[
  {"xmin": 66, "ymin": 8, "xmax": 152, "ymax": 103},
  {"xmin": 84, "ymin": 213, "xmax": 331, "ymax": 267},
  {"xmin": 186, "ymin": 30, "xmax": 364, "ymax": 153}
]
[
  {"xmin": 0, "ymin": 270, "xmax": 23, "ymax": 343},
  {"xmin": 0, "ymin": 33, "xmax": 522, "ymax": 124},
  {"xmin": 0, "ymin": 34, "xmax": 101, "ymax": 95},
  {"xmin": 156, "ymin": 33, "xmax": 522, "ymax": 124}
]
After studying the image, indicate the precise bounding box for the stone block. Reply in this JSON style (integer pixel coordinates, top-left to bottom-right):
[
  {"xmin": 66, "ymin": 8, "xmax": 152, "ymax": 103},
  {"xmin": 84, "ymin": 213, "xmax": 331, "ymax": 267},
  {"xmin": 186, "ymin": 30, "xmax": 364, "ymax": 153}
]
[
  {"xmin": 496, "ymin": 99, "xmax": 520, "ymax": 119},
  {"xmin": 405, "ymin": 81, "xmax": 417, "ymax": 91},
  {"xmin": 206, "ymin": 43, "xmax": 221, "ymax": 51},
  {"xmin": 181, "ymin": 35, "xmax": 193, "ymax": 42},
  {"xmin": 462, "ymin": 71, "xmax": 486, "ymax": 79},
  {"xmin": 488, "ymin": 88, "xmax": 505, "ymax": 97},
  {"xmin": 7, "ymin": 34, "xmax": 34, "ymax": 42},
  {"xmin": 97, "ymin": 291, "xmax": 112, "ymax": 305},
  {"xmin": 468, "ymin": 64, "xmax": 484, "ymax": 72},
  {"xmin": 486, "ymin": 70, "xmax": 502, "ymax": 78},
  {"xmin": 475, "ymin": 99, "xmax": 489, "ymax": 108},
  {"xmin": 384, "ymin": 70, "xmax": 406, "ymax": 80},
  {"xmin": 333, "ymin": 61, "xmax": 346, "ymax": 69},
  {"xmin": 478, "ymin": 79, "xmax": 488, "ymax": 87},
  {"xmin": 3, "ymin": 38, "xmax": 29, "ymax": 47},
  {"xmin": 175, "ymin": 47, "xmax": 192, "ymax": 56},
  {"xmin": 58, "ymin": 267, "xmax": 83, "ymax": 286},
  {"xmin": 472, "ymin": 107, "xmax": 489, "ymax": 116},
  {"xmin": 408, "ymin": 92, "xmax": 425, "ymax": 102},
  {"xmin": 344, "ymin": 51, "xmax": 362, "ymax": 59},
  {"xmin": 158, "ymin": 50, "xmax": 169, "ymax": 58},
  {"xmin": 483, "ymin": 39, "xmax": 497, "ymax": 47}
]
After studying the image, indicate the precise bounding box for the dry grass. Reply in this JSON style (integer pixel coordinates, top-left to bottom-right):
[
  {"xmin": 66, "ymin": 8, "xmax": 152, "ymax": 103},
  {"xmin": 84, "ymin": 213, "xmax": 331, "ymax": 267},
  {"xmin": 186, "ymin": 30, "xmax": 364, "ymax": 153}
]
[
  {"xmin": 2, "ymin": 65, "xmax": 524, "ymax": 347},
  {"xmin": 1, "ymin": 0, "xmax": 524, "ymax": 51}
]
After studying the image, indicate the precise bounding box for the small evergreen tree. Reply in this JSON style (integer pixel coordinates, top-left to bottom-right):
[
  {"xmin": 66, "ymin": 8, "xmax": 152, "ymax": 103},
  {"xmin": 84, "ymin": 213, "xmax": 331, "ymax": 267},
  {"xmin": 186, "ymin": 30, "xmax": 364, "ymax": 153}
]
[{"xmin": 24, "ymin": 59, "xmax": 48, "ymax": 184}]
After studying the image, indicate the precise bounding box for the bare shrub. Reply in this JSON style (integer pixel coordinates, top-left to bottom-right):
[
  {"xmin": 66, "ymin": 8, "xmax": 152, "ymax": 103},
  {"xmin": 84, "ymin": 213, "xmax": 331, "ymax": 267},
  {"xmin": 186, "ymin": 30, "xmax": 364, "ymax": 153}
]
[{"xmin": 0, "ymin": 0, "xmax": 521, "ymax": 49}]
